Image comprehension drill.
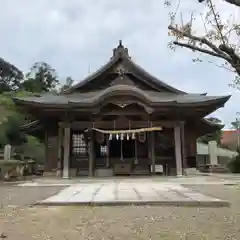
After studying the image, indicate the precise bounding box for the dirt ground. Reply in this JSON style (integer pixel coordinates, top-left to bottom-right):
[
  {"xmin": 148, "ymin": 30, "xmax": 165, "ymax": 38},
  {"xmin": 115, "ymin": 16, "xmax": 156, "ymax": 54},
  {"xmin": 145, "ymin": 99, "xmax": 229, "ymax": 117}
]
[{"xmin": 0, "ymin": 183, "xmax": 239, "ymax": 240}]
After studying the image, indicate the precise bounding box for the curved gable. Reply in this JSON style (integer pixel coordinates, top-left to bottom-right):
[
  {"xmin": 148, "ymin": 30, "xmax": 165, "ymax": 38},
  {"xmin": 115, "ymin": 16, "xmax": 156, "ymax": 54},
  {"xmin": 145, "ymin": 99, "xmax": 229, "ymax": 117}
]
[{"xmin": 63, "ymin": 41, "xmax": 185, "ymax": 94}]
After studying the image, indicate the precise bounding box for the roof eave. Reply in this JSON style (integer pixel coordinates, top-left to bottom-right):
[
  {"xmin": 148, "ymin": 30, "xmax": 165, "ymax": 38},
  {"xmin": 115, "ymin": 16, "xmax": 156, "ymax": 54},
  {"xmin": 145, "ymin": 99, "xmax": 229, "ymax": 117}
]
[{"xmin": 202, "ymin": 118, "xmax": 224, "ymax": 130}]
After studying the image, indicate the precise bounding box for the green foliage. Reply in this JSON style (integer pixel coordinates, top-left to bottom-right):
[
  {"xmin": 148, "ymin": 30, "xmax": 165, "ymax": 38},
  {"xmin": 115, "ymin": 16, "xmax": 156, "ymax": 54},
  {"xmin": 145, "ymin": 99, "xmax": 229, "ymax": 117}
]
[
  {"xmin": 198, "ymin": 117, "xmax": 222, "ymax": 145},
  {"xmin": 0, "ymin": 91, "xmax": 36, "ymax": 148},
  {"xmin": 231, "ymin": 117, "xmax": 240, "ymax": 130},
  {"xmin": 15, "ymin": 135, "xmax": 45, "ymax": 164},
  {"xmin": 21, "ymin": 62, "xmax": 59, "ymax": 92},
  {"xmin": 228, "ymin": 149, "xmax": 240, "ymax": 173},
  {"xmin": 0, "ymin": 58, "xmax": 59, "ymax": 164},
  {"xmin": 60, "ymin": 76, "xmax": 74, "ymax": 92},
  {"xmin": 5, "ymin": 114, "xmax": 26, "ymax": 146},
  {"xmin": 0, "ymin": 57, "xmax": 23, "ymax": 93}
]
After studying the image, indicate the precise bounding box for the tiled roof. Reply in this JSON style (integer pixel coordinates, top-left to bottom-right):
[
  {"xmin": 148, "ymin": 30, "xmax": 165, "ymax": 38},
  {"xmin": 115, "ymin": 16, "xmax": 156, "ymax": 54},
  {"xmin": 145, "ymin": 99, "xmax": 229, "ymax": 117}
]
[
  {"xmin": 13, "ymin": 85, "xmax": 230, "ymax": 107},
  {"xmin": 63, "ymin": 41, "xmax": 186, "ymax": 94}
]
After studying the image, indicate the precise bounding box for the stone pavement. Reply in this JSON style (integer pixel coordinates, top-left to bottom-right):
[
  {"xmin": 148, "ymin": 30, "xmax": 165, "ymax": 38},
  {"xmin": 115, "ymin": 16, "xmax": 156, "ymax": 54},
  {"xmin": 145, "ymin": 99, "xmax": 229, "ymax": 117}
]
[
  {"xmin": 36, "ymin": 180, "xmax": 230, "ymax": 207},
  {"xmin": 18, "ymin": 175, "xmax": 239, "ymax": 187}
]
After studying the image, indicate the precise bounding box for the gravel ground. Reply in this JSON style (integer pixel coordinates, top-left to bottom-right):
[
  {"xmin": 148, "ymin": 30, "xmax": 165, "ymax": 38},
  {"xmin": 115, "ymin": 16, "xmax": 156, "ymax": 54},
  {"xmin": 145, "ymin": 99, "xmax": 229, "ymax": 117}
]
[
  {"xmin": 0, "ymin": 184, "xmax": 239, "ymax": 240},
  {"xmin": 0, "ymin": 185, "xmax": 64, "ymax": 206}
]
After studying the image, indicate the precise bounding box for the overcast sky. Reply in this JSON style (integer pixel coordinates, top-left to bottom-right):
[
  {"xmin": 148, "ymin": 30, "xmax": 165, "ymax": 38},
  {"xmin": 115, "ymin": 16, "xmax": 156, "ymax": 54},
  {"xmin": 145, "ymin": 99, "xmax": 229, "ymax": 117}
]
[{"xmin": 0, "ymin": 0, "xmax": 239, "ymax": 128}]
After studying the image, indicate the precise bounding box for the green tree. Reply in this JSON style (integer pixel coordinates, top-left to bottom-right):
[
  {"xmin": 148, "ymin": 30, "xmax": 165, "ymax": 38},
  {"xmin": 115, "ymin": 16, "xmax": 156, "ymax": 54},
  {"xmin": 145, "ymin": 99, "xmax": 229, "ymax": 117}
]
[
  {"xmin": 0, "ymin": 91, "xmax": 35, "ymax": 147},
  {"xmin": 231, "ymin": 116, "xmax": 240, "ymax": 130},
  {"xmin": 198, "ymin": 117, "xmax": 222, "ymax": 144},
  {"xmin": 21, "ymin": 62, "xmax": 59, "ymax": 92},
  {"xmin": 0, "ymin": 58, "xmax": 46, "ymax": 161},
  {"xmin": 60, "ymin": 76, "xmax": 74, "ymax": 92},
  {"xmin": 0, "ymin": 57, "xmax": 23, "ymax": 93},
  {"xmin": 228, "ymin": 148, "xmax": 240, "ymax": 173},
  {"xmin": 15, "ymin": 135, "xmax": 45, "ymax": 163},
  {"xmin": 166, "ymin": 0, "xmax": 240, "ymax": 88}
]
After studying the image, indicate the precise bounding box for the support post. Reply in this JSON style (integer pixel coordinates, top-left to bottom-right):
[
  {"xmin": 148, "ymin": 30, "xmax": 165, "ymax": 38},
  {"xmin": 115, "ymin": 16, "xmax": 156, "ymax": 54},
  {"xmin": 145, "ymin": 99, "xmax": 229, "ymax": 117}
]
[
  {"xmin": 180, "ymin": 122, "xmax": 186, "ymax": 175},
  {"xmin": 174, "ymin": 123, "xmax": 183, "ymax": 176},
  {"xmin": 63, "ymin": 125, "xmax": 70, "ymax": 179},
  {"xmin": 147, "ymin": 132, "xmax": 151, "ymax": 159},
  {"xmin": 57, "ymin": 125, "xmax": 63, "ymax": 177},
  {"xmin": 88, "ymin": 131, "xmax": 94, "ymax": 177},
  {"xmin": 106, "ymin": 138, "xmax": 110, "ymax": 167},
  {"xmin": 151, "ymin": 132, "xmax": 156, "ymax": 174},
  {"xmin": 134, "ymin": 138, "xmax": 138, "ymax": 164}
]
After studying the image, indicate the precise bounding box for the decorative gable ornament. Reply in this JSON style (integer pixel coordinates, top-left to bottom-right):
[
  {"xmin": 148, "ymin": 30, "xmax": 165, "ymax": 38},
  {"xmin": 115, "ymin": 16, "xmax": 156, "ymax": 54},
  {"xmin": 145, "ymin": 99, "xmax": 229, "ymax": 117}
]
[
  {"xmin": 116, "ymin": 66, "xmax": 125, "ymax": 78},
  {"xmin": 116, "ymin": 102, "xmax": 128, "ymax": 108}
]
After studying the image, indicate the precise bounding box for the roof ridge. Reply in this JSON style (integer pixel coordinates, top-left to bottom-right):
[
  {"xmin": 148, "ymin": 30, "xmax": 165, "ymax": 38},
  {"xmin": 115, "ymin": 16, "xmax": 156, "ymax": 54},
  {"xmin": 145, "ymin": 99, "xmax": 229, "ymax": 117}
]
[{"xmin": 62, "ymin": 41, "xmax": 187, "ymax": 94}]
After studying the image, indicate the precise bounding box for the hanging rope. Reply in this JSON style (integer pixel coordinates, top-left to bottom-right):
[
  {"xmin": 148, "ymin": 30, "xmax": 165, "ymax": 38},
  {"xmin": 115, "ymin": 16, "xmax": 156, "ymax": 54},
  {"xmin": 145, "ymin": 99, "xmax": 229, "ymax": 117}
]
[{"xmin": 92, "ymin": 126, "xmax": 162, "ymax": 134}]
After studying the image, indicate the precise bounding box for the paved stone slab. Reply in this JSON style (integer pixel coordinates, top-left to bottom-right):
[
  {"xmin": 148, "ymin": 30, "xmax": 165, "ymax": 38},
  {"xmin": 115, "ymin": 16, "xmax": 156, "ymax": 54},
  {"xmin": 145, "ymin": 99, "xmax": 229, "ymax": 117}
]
[
  {"xmin": 18, "ymin": 182, "xmax": 72, "ymax": 187},
  {"xmin": 37, "ymin": 180, "xmax": 230, "ymax": 207},
  {"xmin": 18, "ymin": 175, "xmax": 239, "ymax": 187}
]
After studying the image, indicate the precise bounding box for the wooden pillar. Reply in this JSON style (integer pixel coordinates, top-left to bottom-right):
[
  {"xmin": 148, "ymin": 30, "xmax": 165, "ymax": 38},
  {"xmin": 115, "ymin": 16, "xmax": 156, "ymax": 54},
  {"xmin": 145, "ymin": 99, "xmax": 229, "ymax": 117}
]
[
  {"xmin": 120, "ymin": 139, "xmax": 123, "ymax": 161},
  {"xmin": 180, "ymin": 122, "xmax": 186, "ymax": 175},
  {"xmin": 147, "ymin": 132, "xmax": 151, "ymax": 159},
  {"xmin": 174, "ymin": 123, "xmax": 183, "ymax": 176},
  {"xmin": 63, "ymin": 125, "xmax": 70, "ymax": 179},
  {"xmin": 106, "ymin": 138, "xmax": 110, "ymax": 167},
  {"xmin": 151, "ymin": 131, "xmax": 156, "ymax": 174},
  {"xmin": 134, "ymin": 138, "xmax": 138, "ymax": 164},
  {"xmin": 44, "ymin": 131, "xmax": 48, "ymax": 172},
  {"xmin": 88, "ymin": 131, "xmax": 94, "ymax": 177},
  {"xmin": 57, "ymin": 125, "xmax": 63, "ymax": 177}
]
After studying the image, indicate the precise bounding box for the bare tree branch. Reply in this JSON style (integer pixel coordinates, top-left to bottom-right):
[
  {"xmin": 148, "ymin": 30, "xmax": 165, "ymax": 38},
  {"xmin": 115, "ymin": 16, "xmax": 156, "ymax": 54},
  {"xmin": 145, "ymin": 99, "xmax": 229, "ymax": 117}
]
[
  {"xmin": 168, "ymin": 24, "xmax": 240, "ymax": 75},
  {"xmin": 207, "ymin": 60, "xmax": 236, "ymax": 72},
  {"xmin": 219, "ymin": 44, "xmax": 240, "ymax": 74},
  {"xmin": 167, "ymin": 0, "xmax": 240, "ymax": 88},
  {"xmin": 168, "ymin": 25, "xmax": 231, "ymax": 59},
  {"xmin": 173, "ymin": 41, "xmax": 232, "ymax": 60},
  {"xmin": 207, "ymin": 0, "xmax": 226, "ymax": 44},
  {"xmin": 198, "ymin": 0, "xmax": 240, "ymax": 7}
]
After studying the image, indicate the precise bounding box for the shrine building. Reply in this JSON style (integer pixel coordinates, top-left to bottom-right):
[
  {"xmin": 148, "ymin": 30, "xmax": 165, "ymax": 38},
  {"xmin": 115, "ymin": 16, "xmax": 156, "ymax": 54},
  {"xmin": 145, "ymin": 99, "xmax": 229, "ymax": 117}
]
[{"xmin": 13, "ymin": 41, "xmax": 230, "ymax": 178}]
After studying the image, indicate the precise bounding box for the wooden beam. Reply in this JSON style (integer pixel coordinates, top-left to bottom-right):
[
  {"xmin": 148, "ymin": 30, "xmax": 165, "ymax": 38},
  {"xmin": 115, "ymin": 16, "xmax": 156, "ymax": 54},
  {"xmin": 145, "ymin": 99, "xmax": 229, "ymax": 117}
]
[
  {"xmin": 59, "ymin": 120, "xmax": 176, "ymax": 129},
  {"xmin": 96, "ymin": 110, "xmax": 149, "ymax": 116}
]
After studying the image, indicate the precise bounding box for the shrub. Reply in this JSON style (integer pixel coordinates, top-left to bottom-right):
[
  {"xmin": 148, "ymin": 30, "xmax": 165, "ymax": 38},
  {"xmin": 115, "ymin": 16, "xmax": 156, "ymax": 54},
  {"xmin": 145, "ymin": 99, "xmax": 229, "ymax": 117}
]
[{"xmin": 228, "ymin": 149, "xmax": 240, "ymax": 173}]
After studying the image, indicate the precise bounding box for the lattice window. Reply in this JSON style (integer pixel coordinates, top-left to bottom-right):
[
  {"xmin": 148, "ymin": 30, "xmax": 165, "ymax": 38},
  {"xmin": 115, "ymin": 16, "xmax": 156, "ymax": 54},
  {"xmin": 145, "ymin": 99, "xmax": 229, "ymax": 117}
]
[
  {"xmin": 100, "ymin": 145, "xmax": 108, "ymax": 157},
  {"xmin": 72, "ymin": 133, "xmax": 87, "ymax": 155}
]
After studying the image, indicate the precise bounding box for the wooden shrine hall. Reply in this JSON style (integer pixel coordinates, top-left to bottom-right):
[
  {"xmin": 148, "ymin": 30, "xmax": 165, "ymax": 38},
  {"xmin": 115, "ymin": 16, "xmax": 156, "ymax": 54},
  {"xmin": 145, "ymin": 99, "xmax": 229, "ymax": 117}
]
[{"xmin": 13, "ymin": 41, "xmax": 230, "ymax": 178}]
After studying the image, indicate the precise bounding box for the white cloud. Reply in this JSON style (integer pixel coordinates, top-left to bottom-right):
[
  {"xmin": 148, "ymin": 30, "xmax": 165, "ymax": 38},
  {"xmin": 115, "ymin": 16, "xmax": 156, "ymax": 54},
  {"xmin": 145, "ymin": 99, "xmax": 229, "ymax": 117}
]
[{"xmin": 0, "ymin": 0, "xmax": 239, "ymax": 126}]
